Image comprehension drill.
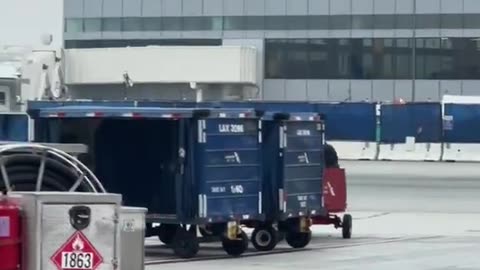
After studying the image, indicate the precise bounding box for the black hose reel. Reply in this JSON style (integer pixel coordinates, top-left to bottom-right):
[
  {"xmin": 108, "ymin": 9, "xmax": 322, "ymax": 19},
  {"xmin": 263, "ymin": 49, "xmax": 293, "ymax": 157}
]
[{"xmin": 0, "ymin": 143, "xmax": 105, "ymax": 193}]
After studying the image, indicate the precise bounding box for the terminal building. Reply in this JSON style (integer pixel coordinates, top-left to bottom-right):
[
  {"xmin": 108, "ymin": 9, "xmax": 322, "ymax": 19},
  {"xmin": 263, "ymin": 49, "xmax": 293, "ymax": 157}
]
[
  {"xmin": 64, "ymin": 0, "xmax": 480, "ymax": 101},
  {"xmin": 43, "ymin": 0, "xmax": 480, "ymax": 101}
]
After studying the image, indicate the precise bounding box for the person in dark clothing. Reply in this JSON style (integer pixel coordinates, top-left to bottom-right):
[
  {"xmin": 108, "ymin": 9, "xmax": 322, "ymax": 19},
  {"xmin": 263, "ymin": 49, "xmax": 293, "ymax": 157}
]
[{"xmin": 324, "ymin": 143, "xmax": 339, "ymax": 168}]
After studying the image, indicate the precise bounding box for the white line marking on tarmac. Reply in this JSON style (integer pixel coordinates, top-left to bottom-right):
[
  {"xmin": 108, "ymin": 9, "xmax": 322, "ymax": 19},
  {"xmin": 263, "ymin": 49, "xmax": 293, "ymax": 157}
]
[{"xmin": 144, "ymin": 235, "xmax": 444, "ymax": 265}]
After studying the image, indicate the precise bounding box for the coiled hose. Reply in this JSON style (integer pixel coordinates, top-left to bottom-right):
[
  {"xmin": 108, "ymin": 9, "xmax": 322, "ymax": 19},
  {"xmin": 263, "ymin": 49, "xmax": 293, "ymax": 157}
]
[{"xmin": 0, "ymin": 143, "xmax": 105, "ymax": 193}]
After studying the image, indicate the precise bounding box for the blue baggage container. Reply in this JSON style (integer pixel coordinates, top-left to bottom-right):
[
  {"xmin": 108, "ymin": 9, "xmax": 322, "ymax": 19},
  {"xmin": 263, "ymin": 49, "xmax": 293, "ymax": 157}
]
[
  {"xmin": 245, "ymin": 112, "xmax": 326, "ymax": 251},
  {"xmin": 0, "ymin": 113, "xmax": 30, "ymax": 142},
  {"xmin": 27, "ymin": 104, "xmax": 264, "ymax": 258}
]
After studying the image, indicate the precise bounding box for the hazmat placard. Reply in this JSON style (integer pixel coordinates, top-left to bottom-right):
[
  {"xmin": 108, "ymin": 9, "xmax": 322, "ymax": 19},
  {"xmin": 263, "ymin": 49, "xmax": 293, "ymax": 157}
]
[{"xmin": 51, "ymin": 231, "xmax": 104, "ymax": 270}]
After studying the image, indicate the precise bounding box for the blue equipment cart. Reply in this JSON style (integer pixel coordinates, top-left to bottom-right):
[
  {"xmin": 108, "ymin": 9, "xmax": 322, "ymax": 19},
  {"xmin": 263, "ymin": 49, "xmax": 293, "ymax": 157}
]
[
  {"xmin": 244, "ymin": 112, "xmax": 326, "ymax": 251},
  {"xmin": 28, "ymin": 105, "xmax": 265, "ymax": 258}
]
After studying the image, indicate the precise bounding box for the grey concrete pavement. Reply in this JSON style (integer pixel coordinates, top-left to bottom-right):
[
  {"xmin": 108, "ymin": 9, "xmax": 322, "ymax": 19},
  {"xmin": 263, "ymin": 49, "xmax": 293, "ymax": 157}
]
[
  {"xmin": 146, "ymin": 161, "xmax": 480, "ymax": 270},
  {"xmin": 152, "ymin": 235, "xmax": 480, "ymax": 270},
  {"xmin": 343, "ymin": 161, "xmax": 480, "ymax": 213}
]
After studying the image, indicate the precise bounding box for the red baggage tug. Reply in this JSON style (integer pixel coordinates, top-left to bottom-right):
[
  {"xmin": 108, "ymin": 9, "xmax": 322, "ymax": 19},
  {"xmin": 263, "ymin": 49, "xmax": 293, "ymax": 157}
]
[
  {"xmin": 312, "ymin": 167, "xmax": 352, "ymax": 239},
  {"xmin": 0, "ymin": 193, "xmax": 21, "ymax": 270}
]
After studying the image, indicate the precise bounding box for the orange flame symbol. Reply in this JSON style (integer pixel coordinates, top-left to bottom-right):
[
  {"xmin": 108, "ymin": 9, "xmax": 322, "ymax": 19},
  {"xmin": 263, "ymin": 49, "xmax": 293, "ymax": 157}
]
[{"xmin": 72, "ymin": 235, "xmax": 85, "ymax": 251}]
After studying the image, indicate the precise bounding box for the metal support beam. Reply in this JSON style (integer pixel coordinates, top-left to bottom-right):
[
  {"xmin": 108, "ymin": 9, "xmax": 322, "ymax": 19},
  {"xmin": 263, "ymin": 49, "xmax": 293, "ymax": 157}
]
[{"xmin": 412, "ymin": 0, "xmax": 417, "ymax": 102}]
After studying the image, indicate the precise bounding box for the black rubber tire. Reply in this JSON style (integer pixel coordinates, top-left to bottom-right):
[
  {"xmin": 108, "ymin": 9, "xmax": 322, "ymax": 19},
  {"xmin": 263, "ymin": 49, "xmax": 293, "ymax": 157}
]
[
  {"xmin": 172, "ymin": 227, "xmax": 199, "ymax": 259},
  {"xmin": 158, "ymin": 224, "xmax": 180, "ymax": 245},
  {"xmin": 285, "ymin": 231, "xmax": 312, "ymax": 249},
  {"xmin": 277, "ymin": 231, "xmax": 285, "ymax": 242},
  {"xmin": 342, "ymin": 214, "xmax": 352, "ymax": 239},
  {"xmin": 324, "ymin": 143, "xmax": 339, "ymax": 168},
  {"xmin": 251, "ymin": 226, "xmax": 278, "ymax": 251},
  {"xmin": 222, "ymin": 230, "xmax": 249, "ymax": 257},
  {"xmin": 199, "ymin": 226, "xmax": 214, "ymax": 237},
  {"xmin": 145, "ymin": 223, "xmax": 155, "ymax": 237}
]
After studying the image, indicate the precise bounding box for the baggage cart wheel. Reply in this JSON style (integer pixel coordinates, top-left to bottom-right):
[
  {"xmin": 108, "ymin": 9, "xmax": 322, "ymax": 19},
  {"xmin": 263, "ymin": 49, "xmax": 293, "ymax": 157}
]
[
  {"xmin": 158, "ymin": 224, "xmax": 180, "ymax": 245},
  {"xmin": 285, "ymin": 231, "xmax": 312, "ymax": 249},
  {"xmin": 277, "ymin": 231, "xmax": 285, "ymax": 242},
  {"xmin": 146, "ymin": 223, "xmax": 156, "ymax": 237},
  {"xmin": 222, "ymin": 230, "xmax": 249, "ymax": 257},
  {"xmin": 199, "ymin": 226, "xmax": 214, "ymax": 237},
  {"xmin": 251, "ymin": 225, "xmax": 278, "ymax": 251},
  {"xmin": 172, "ymin": 227, "xmax": 199, "ymax": 258},
  {"xmin": 342, "ymin": 214, "xmax": 352, "ymax": 239}
]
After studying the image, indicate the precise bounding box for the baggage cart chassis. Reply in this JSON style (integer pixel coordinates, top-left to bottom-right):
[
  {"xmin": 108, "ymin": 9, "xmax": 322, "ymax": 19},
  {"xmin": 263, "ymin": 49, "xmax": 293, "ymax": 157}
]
[
  {"xmin": 144, "ymin": 214, "xmax": 264, "ymax": 259},
  {"xmin": 241, "ymin": 216, "xmax": 316, "ymax": 251},
  {"xmin": 311, "ymin": 213, "xmax": 352, "ymax": 239},
  {"xmin": 311, "ymin": 167, "xmax": 352, "ymax": 239}
]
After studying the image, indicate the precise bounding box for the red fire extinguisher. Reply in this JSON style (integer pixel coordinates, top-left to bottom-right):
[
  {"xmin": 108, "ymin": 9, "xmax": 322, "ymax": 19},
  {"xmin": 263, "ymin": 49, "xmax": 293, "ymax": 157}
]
[{"xmin": 0, "ymin": 193, "xmax": 21, "ymax": 270}]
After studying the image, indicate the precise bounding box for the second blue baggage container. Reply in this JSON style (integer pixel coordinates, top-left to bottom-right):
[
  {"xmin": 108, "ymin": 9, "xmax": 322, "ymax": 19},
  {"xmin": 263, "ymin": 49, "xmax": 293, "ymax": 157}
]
[{"xmin": 244, "ymin": 112, "xmax": 326, "ymax": 251}]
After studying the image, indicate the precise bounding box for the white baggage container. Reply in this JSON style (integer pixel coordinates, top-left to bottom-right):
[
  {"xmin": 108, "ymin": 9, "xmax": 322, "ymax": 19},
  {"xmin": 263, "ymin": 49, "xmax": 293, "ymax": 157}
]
[
  {"xmin": 119, "ymin": 207, "xmax": 147, "ymax": 270},
  {"xmin": 9, "ymin": 192, "xmax": 122, "ymax": 270}
]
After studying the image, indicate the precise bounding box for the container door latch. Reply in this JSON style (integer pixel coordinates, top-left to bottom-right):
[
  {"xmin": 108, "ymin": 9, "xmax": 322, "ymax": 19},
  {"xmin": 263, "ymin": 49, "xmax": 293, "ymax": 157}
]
[{"xmin": 69, "ymin": 205, "xmax": 91, "ymax": 231}]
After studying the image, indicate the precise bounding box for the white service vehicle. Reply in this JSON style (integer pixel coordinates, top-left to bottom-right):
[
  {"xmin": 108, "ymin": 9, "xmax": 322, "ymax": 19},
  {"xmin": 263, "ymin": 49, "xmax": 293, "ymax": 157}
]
[{"xmin": 0, "ymin": 45, "xmax": 67, "ymax": 113}]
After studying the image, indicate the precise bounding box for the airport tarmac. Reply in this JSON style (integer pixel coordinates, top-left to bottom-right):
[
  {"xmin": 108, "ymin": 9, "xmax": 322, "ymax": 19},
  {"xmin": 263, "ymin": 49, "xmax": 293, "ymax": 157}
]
[{"xmin": 146, "ymin": 161, "xmax": 480, "ymax": 270}]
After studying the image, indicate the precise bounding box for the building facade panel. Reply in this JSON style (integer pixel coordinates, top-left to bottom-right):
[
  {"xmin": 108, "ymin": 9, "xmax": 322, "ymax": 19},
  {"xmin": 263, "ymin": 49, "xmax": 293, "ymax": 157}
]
[
  {"xmin": 102, "ymin": 0, "xmax": 122, "ymax": 17},
  {"xmin": 245, "ymin": 0, "xmax": 265, "ymax": 16},
  {"xmin": 413, "ymin": 80, "xmax": 440, "ymax": 101},
  {"xmin": 330, "ymin": 0, "xmax": 351, "ymax": 15},
  {"xmin": 440, "ymin": 29, "xmax": 463, "ymax": 37},
  {"xmin": 62, "ymin": 0, "xmax": 480, "ymax": 101},
  {"xmin": 142, "ymin": 0, "xmax": 162, "ymax": 16},
  {"xmin": 182, "ymin": 0, "xmax": 203, "ymax": 16},
  {"xmin": 122, "ymin": 32, "xmax": 144, "ymax": 39},
  {"xmin": 245, "ymin": 30, "xmax": 265, "ymax": 39},
  {"xmin": 265, "ymin": 0, "xmax": 286, "ymax": 15},
  {"xmin": 326, "ymin": 80, "xmax": 348, "ymax": 101},
  {"xmin": 352, "ymin": 0, "xmax": 373, "ymax": 15},
  {"xmin": 464, "ymin": 0, "xmax": 480, "ymax": 13},
  {"xmin": 372, "ymin": 80, "xmax": 395, "ymax": 101},
  {"xmin": 461, "ymin": 81, "xmax": 480, "ymax": 95},
  {"xmin": 440, "ymin": 0, "xmax": 463, "ymax": 13},
  {"xmin": 84, "ymin": 0, "xmax": 103, "ymax": 18},
  {"xmin": 395, "ymin": 0, "xmax": 415, "ymax": 14},
  {"xmin": 394, "ymin": 80, "xmax": 414, "ymax": 101},
  {"xmin": 286, "ymin": 0, "xmax": 308, "ymax": 16},
  {"xmin": 374, "ymin": 0, "xmax": 395, "ymax": 14},
  {"xmin": 440, "ymin": 80, "xmax": 462, "ymax": 96},
  {"xmin": 123, "ymin": 0, "xmax": 142, "ymax": 16},
  {"xmin": 203, "ymin": 0, "xmax": 224, "ymax": 16},
  {"xmin": 263, "ymin": 79, "xmax": 286, "ymax": 100},
  {"xmin": 350, "ymin": 80, "xmax": 373, "ymax": 101},
  {"xmin": 306, "ymin": 80, "xmax": 329, "ymax": 101},
  {"xmin": 223, "ymin": 0, "xmax": 244, "ymax": 15},
  {"xmin": 64, "ymin": 0, "xmax": 84, "ymax": 18},
  {"xmin": 162, "ymin": 0, "xmax": 182, "ymax": 16},
  {"xmin": 307, "ymin": 0, "xmax": 329, "ymax": 15},
  {"xmin": 416, "ymin": 0, "xmax": 441, "ymax": 14},
  {"xmin": 285, "ymin": 80, "xmax": 308, "ymax": 101}
]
